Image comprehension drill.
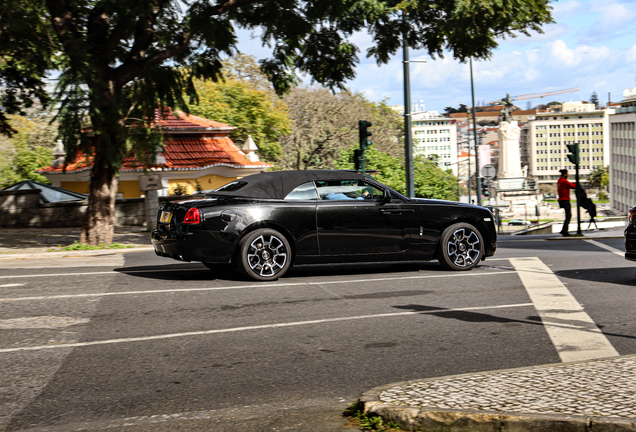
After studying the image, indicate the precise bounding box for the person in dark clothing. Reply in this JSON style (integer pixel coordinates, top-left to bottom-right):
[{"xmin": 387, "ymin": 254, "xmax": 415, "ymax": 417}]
[{"xmin": 557, "ymin": 169, "xmax": 576, "ymax": 236}]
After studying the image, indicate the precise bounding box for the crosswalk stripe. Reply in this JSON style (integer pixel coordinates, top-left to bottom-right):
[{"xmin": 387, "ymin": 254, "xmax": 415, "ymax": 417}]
[{"xmin": 510, "ymin": 257, "xmax": 619, "ymax": 362}]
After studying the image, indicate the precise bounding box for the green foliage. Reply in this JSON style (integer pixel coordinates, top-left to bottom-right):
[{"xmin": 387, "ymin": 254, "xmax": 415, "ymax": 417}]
[
  {"xmin": 343, "ymin": 401, "xmax": 401, "ymax": 431},
  {"xmin": 172, "ymin": 183, "xmax": 188, "ymax": 196},
  {"xmin": 336, "ymin": 146, "xmax": 458, "ymax": 201},
  {"xmin": 588, "ymin": 166, "xmax": 609, "ymax": 190},
  {"xmin": 187, "ymin": 56, "xmax": 291, "ymax": 163},
  {"xmin": 597, "ymin": 191, "xmax": 608, "ymax": 201},
  {"xmin": 0, "ymin": 0, "xmax": 54, "ymax": 137},
  {"xmin": 59, "ymin": 241, "xmax": 134, "ymax": 251},
  {"xmin": 0, "ymin": 115, "xmax": 56, "ymax": 188}
]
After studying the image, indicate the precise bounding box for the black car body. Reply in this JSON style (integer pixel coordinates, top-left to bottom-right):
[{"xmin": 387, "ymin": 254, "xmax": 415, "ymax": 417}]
[
  {"xmin": 151, "ymin": 170, "xmax": 497, "ymax": 280},
  {"xmin": 625, "ymin": 206, "xmax": 636, "ymax": 262}
]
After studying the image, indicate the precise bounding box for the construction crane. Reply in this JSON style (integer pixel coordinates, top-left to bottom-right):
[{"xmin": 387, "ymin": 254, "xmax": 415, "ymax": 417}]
[{"xmin": 490, "ymin": 88, "xmax": 579, "ymax": 105}]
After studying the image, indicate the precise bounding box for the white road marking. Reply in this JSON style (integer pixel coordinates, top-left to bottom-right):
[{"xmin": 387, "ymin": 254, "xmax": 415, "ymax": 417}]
[
  {"xmin": 0, "ymin": 271, "xmax": 517, "ymax": 303},
  {"xmin": 0, "ymin": 255, "xmax": 125, "ymax": 269},
  {"xmin": 510, "ymin": 257, "xmax": 619, "ymax": 362},
  {"xmin": 0, "ymin": 302, "xmax": 532, "ymax": 353},
  {"xmin": 0, "ymin": 268, "xmax": 197, "ymax": 279},
  {"xmin": 0, "ymin": 316, "xmax": 90, "ymax": 329},
  {"xmin": 585, "ymin": 239, "xmax": 624, "ymax": 257},
  {"xmin": 0, "ymin": 283, "xmax": 25, "ymax": 287}
]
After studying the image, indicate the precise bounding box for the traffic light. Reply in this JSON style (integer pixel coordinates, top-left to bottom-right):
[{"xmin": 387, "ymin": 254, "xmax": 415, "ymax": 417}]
[
  {"xmin": 566, "ymin": 143, "xmax": 579, "ymax": 165},
  {"xmin": 481, "ymin": 179, "xmax": 490, "ymax": 197},
  {"xmin": 359, "ymin": 120, "xmax": 372, "ymax": 149},
  {"xmin": 356, "ymin": 120, "xmax": 373, "ymax": 173}
]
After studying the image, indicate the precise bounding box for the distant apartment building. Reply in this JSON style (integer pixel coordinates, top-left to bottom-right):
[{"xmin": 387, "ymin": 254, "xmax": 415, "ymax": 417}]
[
  {"xmin": 522, "ymin": 101, "xmax": 614, "ymax": 185},
  {"xmin": 609, "ymin": 87, "xmax": 636, "ymax": 213},
  {"xmin": 411, "ymin": 111, "xmax": 458, "ymax": 174}
]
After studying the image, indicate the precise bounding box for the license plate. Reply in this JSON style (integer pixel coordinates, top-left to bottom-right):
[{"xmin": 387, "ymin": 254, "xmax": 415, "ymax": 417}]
[{"xmin": 159, "ymin": 211, "xmax": 173, "ymax": 224}]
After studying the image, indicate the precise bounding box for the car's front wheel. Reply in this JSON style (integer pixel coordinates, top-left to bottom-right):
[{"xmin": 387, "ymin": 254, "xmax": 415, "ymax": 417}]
[
  {"xmin": 238, "ymin": 228, "xmax": 292, "ymax": 281},
  {"xmin": 438, "ymin": 223, "xmax": 483, "ymax": 271}
]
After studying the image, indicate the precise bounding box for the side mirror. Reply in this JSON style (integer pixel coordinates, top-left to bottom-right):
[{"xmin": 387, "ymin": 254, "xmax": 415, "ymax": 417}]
[{"xmin": 382, "ymin": 189, "xmax": 392, "ymax": 203}]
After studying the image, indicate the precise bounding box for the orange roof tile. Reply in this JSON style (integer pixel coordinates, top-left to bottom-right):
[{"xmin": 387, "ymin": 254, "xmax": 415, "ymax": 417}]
[
  {"xmin": 38, "ymin": 108, "xmax": 271, "ymax": 174},
  {"xmin": 153, "ymin": 107, "xmax": 236, "ymax": 131}
]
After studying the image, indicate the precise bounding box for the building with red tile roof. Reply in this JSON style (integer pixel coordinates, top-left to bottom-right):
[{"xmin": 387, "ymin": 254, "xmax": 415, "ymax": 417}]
[{"xmin": 38, "ymin": 108, "xmax": 272, "ymax": 198}]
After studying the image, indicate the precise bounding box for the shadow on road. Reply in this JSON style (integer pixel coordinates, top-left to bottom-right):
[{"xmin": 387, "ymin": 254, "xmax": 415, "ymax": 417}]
[
  {"xmin": 392, "ymin": 304, "xmax": 636, "ymax": 341},
  {"xmin": 115, "ymin": 260, "xmax": 449, "ymax": 281},
  {"xmin": 555, "ymin": 267, "xmax": 636, "ymax": 287}
]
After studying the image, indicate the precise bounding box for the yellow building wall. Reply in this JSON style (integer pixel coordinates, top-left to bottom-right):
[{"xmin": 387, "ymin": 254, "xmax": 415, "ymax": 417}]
[
  {"xmin": 118, "ymin": 180, "xmax": 143, "ymax": 199},
  {"xmin": 62, "ymin": 174, "xmax": 241, "ymax": 198},
  {"xmin": 60, "ymin": 182, "xmax": 90, "ymax": 194},
  {"xmin": 168, "ymin": 174, "xmax": 239, "ymax": 195}
]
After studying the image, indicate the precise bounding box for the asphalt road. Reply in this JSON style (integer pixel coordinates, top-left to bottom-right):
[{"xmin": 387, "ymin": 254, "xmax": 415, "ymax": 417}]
[{"xmin": 0, "ymin": 235, "xmax": 634, "ymax": 431}]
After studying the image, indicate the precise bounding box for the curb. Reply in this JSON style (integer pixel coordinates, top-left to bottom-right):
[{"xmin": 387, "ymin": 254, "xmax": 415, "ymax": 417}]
[
  {"xmin": 359, "ymin": 356, "xmax": 636, "ymax": 432},
  {"xmin": 0, "ymin": 246, "xmax": 154, "ymax": 260}
]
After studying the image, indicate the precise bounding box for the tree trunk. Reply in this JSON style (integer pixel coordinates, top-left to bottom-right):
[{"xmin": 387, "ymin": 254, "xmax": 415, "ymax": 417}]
[
  {"xmin": 79, "ymin": 88, "xmax": 125, "ymax": 246},
  {"xmin": 79, "ymin": 165, "xmax": 119, "ymax": 245}
]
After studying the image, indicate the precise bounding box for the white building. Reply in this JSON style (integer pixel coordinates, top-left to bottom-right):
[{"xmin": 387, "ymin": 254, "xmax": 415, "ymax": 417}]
[
  {"xmin": 609, "ymin": 87, "xmax": 636, "ymax": 214},
  {"xmin": 411, "ymin": 111, "xmax": 458, "ymax": 174},
  {"xmin": 522, "ymin": 102, "xmax": 614, "ymax": 184}
]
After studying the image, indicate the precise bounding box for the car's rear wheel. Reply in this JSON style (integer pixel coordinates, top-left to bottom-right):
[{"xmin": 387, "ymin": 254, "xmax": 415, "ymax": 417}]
[
  {"xmin": 438, "ymin": 222, "xmax": 483, "ymax": 271},
  {"xmin": 238, "ymin": 228, "xmax": 292, "ymax": 281}
]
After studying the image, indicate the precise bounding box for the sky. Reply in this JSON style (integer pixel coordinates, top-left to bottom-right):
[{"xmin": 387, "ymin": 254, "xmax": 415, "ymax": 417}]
[{"xmin": 236, "ymin": 0, "xmax": 636, "ymax": 113}]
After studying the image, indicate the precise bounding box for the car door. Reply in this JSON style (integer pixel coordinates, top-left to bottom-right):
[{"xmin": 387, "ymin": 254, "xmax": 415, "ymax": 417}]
[{"xmin": 315, "ymin": 180, "xmax": 409, "ymax": 255}]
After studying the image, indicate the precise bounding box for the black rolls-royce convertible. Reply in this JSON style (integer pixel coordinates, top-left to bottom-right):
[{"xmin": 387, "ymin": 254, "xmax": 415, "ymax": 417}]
[{"xmin": 151, "ymin": 170, "xmax": 497, "ymax": 280}]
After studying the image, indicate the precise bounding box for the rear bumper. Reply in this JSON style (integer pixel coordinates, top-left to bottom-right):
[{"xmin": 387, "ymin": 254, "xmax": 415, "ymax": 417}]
[{"xmin": 151, "ymin": 229, "xmax": 235, "ymax": 263}]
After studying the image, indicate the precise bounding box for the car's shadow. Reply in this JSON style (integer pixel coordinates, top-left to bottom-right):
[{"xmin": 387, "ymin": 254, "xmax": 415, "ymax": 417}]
[{"xmin": 115, "ymin": 261, "xmax": 448, "ymax": 281}]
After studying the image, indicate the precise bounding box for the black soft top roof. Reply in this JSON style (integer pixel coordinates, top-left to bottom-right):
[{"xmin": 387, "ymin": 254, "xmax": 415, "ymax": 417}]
[{"xmin": 207, "ymin": 170, "xmax": 372, "ymax": 200}]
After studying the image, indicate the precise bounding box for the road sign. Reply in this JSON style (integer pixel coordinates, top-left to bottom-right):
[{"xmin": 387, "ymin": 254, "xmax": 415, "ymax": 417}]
[{"xmin": 481, "ymin": 164, "xmax": 496, "ymax": 180}]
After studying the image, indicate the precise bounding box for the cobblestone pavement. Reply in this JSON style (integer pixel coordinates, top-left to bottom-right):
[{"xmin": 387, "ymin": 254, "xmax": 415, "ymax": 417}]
[
  {"xmin": 377, "ymin": 356, "xmax": 636, "ymax": 418},
  {"xmin": 362, "ymin": 355, "xmax": 636, "ymax": 431}
]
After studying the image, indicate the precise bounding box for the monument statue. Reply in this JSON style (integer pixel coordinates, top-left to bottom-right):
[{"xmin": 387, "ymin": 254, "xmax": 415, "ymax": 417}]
[
  {"xmin": 500, "ymin": 93, "xmax": 515, "ymax": 123},
  {"xmin": 498, "ymin": 120, "xmax": 523, "ymax": 179}
]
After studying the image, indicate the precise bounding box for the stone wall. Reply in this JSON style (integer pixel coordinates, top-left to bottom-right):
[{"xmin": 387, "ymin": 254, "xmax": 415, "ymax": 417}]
[{"xmin": 0, "ymin": 189, "xmax": 198, "ymax": 228}]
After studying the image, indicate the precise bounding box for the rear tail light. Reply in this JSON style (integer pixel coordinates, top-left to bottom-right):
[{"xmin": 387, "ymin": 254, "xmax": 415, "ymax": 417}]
[
  {"xmin": 183, "ymin": 208, "xmax": 201, "ymax": 224},
  {"xmin": 630, "ymin": 208, "xmax": 636, "ymax": 225}
]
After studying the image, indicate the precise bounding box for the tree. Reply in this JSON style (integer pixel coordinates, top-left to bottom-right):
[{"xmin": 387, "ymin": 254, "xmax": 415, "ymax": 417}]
[
  {"xmin": 590, "ymin": 92, "xmax": 599, "ymax": 108},
  {"xmin": 445, "ymin": 103, "xmax": 469, "ymax": 115},
  {"xmin": 588, "ymin": 166, "xmax": 609, "ymax": 190},
  {"xmin": 277, "ymin": 87, "xmax": 402, "ymax": 170},
  {"xmin": 187, "ymin": 56, "xmax": 291, "ymax": 162},
  {"xmin": 4, "ymin": 0, "xmax": 554, "ymax": 244},
  {"xmin": 335, "ymin": 147, "xmax": 458, "ymax": 201},
  {"xmin": 0, "ymin": 114, "xmax": 57, "ymax": 187},
  {"xmin": 0, "ymin": 1, "xmax": 53, "ymax": 137}
]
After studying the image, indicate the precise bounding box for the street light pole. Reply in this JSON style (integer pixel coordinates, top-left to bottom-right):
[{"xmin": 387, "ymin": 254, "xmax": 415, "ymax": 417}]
[
  {"xmin": 402, "ymin": 14, "xmax": 414, "ymax": 198},
  {"xmin": 470, "ymin": 58, "xmax": 482, "ymax": 206}
]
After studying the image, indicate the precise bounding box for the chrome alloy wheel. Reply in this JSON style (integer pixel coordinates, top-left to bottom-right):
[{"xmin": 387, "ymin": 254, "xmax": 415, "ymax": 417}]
[
  {"xmin": 446, "ymin": 227, "xmax": 481, "ymax": 268},
  {"xmin": 246, "ymin": 234, "xmax": 288, "ymax": 277}
]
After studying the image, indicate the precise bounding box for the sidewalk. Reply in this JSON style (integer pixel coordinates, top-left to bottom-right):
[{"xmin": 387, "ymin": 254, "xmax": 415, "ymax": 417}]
[
  {"xmin": 361, "ymin": 355, "xmax": 636, "ymax": 431},
  {"xmin": 0, "ymin": 226, "xmax": 152, "ymax": 255}
]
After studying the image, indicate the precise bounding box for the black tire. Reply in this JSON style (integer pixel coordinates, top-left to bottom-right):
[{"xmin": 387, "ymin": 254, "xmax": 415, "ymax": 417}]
[
  {"xmin": 238, "ymin": 228, "xmax": 292, "ymax": 281},
  {"xmin": 438, "ymin": 222, "xmax": 483, "ymax": 271}
]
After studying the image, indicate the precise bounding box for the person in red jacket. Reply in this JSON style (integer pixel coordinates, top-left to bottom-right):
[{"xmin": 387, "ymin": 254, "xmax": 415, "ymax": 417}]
[{"xmin": 557, "ymin": 169, "xmax": 576, "ymax": 236}]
